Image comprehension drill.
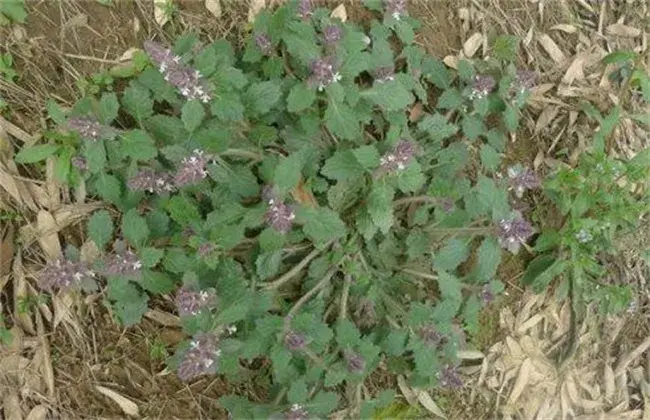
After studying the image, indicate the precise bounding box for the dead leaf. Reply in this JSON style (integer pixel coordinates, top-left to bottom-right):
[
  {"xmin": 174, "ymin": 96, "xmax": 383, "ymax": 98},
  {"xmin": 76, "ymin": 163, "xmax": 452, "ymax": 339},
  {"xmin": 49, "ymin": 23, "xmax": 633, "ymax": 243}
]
[
  {"xmin": 80, "ymin": 240, "xmax": 100, "ymax": 264},
  {"xmin": 606, "ymin": 24, "xmax": 641, "ymax": 38},
  {"xmin": 409, "ymin": 102, "xmax": 424, "ymax": 122},
  {"xmin": 13, "ymin": 254, "xmax": 35, "ymax": 335},
  {"xmin": 397, "ymin": 374, "xmax": 418, "ymax": 406},
  {"xmin": 118, "ymin": 47, "xmax": 140, "ymax": 62},
  {"xmin": 3, "ymin": 392, "xmax": 22, "ymax": 420},
  {"xmin": 537, "ymin": 33, "xmax": 567, "ymax": 64},
  {"xmin": 36, "ymin": 210, "xmax": 62, "ymax": 260},
  {"xmin": 154, "ymin": 0, "xmax": 172, "ymax": 27},
  {"xmin": 25, "ymin": 405, "xmax": 48, "ymax": 420},
  {"xmin": 36, "ymin": 313, "xmax": 55, "ymax": 398},
  {"xmin": 458, "ymin": 350, "xmax": 485, "ymax": 360},
  {"xmin": 205, "ymin": 0, "xmax": 221, "ymax": 17},
  {"xmin": 443, "ymin": 55, "xmax": 459, "ymax": 69},
  {"xmin": 463, "ymin": 32, "xmax": 484, "ymax": 58},
  {"xmin": 1, "ymin": 224, "xmax": 14, "ymax": 278},
  {"xmin": 508, "ymin": 358, "xmax": 533, "ymax": 404},
  {"xmin": 561, "ymin": 56, "xmax": 586, "ymax": 86},
  {"xmin": 550, "ymin": 24, "xmax": 577, "ymax": 34},
  {"xmin": 145, "ymin": 309, "xmax": 181, "ymax": 327},
  {"xmin": 248, "ymin": 0, "xmax": 266, "ymax": 23},
  {"xmin": 96, "ymin": 386, "xmax": 140, "ymax": 417},
  {"xmin": 291, "ymin": 178, "xmax": 318, "ymax": 208},
  {"xmin": 413, "ymin": 387, "xmax": 447, "ymax": 419},
  {"xmin": 330, "ymin": 4, "xmax": 347, "ymax": 22}
]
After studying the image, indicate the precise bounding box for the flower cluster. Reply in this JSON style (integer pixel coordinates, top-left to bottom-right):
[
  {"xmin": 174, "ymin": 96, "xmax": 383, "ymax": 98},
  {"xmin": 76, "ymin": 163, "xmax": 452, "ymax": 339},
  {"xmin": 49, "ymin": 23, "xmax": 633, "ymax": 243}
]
[
  {"xmin": 66, "ymin": 117, "xmax": 110, "ymax": 141},
  {"xmin": 497, "ymin": 213, "xmax": 534, "ymax": 254},
  {"xmin": 308, "ymin": 57, "xmax": 341, "ymax": 91},
  {"xmin": 507, "ymin": 165, "xmax": 540, "ymax": 198},
  {"xmin": 71, "ymin": 155, "xmax": 87, "ymax": 171},
  {"xmin": 379, "ymin": 140, "xmax": 415, "ymax": 173},
  {"xmin": 438, "ymin": 365, "xmax": 463, "ymax": 388},
  {"xmin": 297, "ymin": 0, "xmax": 313, "ymax": 20},
  {"xmin": 103, "ymin": 249, "xmax": 142, "ymax": 278},
  {"xmin": 576, "ymin": 228, "xmax": 593, "ymax": 244},
  {"xmin": 38, "ymin": 258, "xmax": 96, "ymax": 291},
  {"xmin": 175, "ymin": 286, "xmax": 217, "ymax": 317},
  {"xmin": 173, "ymin": 149, "xmax": 210, "ymax": 187},
  {"xmin": 284, "ymin": 330, "xmax": 307, "ymax": 351},
  {"xmin": 417, "ymin": 323, "xmax": 443, "ymax": 347},
  {"xmin": 322, "ymin": 25, "xmax": 342, "ymax": 45},
  {"xmin": 373, "ymin": 65, "xmax": 395, "ymax": 83},
  {"xmin": 263, "ymin": 186, "xmax": 295, "ymax": 234},
  {"xmin": 469, "ymin": 74, "xmax": 496, "ymax": 100},
  {"xmin": 384, "ymin": 0, "xmax": 407, "ymax": 20},
  {"xmin": 255, "ymin": 34, "xmax": 273, "ymax": 56},
  {"xmin": 345, "ymin": 351, "xmax": 366, "ymax": 374},
  {"xmin": 127, "ymin": 168, "xmax": 175, "ymax": 194},
  {"xmin": 177, "ymin": 333, "xmax": 221, "ymax": 382},
  {"xmin": 143, "ymin": 40, "xmax": 212, "ymax": 103},
  {"xmin": 481, "ymin": 284, "xmax": 495, "ymax": 305},
  {"xmin": 285, "ymin": 404, "xmax": 309, "ymax": 420},
  {"xmin": 513, "ymin": 70, "xmax": 537, "ymax": 93}
]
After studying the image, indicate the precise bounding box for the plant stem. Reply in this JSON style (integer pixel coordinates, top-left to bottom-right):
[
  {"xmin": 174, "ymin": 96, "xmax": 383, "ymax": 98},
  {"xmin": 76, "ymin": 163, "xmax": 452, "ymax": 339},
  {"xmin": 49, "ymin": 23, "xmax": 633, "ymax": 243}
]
[
  {"xmin": 401, "ymin": 268, "xmax": 437, "ymax": 280},
  {"xmin": 285, "ymin": 265, "xmax": 340, "ymax": 323},
  {"xmin": 220, "ymin": 148, "xmax": 262, "ymax": 161},
  {"xmin": 393, "ymin": 195, "xmax": 439, "ymax": 207},
  {"xmin": 339, "ymin": 274, "xmax": 352, "ymax": 322},
  {"xmin": 263, "ymin": 241, "xmax": 333, "ymax": 290}
]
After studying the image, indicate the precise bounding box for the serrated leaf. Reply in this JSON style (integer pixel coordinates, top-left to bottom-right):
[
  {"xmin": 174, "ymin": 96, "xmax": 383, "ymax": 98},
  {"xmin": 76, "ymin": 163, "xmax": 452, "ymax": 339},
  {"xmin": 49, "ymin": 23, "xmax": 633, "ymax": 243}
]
[
  {"xmin": 324, "ymin": 368, "xmax": 347, "ymax": 387},
  {"xmin": 274, "ymin": 154, "xmax": 302, "ymax": 194},
  {"xmin": 433, "ymin": 238, "xmax": 470, "ymax": 272},
  {"xmin": 120, "ymin": 130, "xmax": 158, "ymax": 161},
  {"xmin": 99, "ymin": 92, "xmax": 119, "ymax": 124},
  {"xmin": 94, "ymin": 173, "xmax": 122, "ymax": 204},
  {"xmin": 327, "ymin": 179, "xmax": 364, "ymax": 213},
  {"xmin": 245, "ymin": 80, "xmax": 281, "ymax": 115},
  {"xmin": 367, "ymin": 183, "xmax": 394, "ymax": 234},
  {"xmin": 165, "ymin": 195, "xmax": 201, "ymax": 225},
  {"xmin": 492, "ymin": 35, "xmax": 520, "ymax": 62},
  {"xmin": 462, "ymin": 114, "xmax": 486, "ymax": 141},
  {"xmin": 121, "ymin": 83, "xmax": 153, "ymax": 122},
  {"xmin": 88, "ymin": 210, "xmax": 113, "ymax": 249},
  {"xmin": 422, "ymin": 56, "xmax": 450, "ymax": 89},
  {"xmin": 259, "ymin": 227, "xmax": 285, "ymax": 252},
  {"xmin": 437, "ymin": 88, "xmax": 464, "ymax": 110},
  {"xmin": 479, "ymin": 144, "xmax": 501, "ymax": 172},
  {"xmin": 14, "ymin": 144, "xmax": 59, "ymax": 164},
  {"xmin": 107, "ymin": 277, "xmax": 149, "ymax": 326},
  {"xmin": 322, "ymin": 150, "xmax": 365, "ymax": 181},
  {"xmin": 140, "ymin": 270, "xmax": 175, "ymax": 293},
  {"xmin": 309, "ymin": 392, "xmax": 339, "ymax": 416},
  {"xmin": 297, "ymin": 207, "xmax": 347, "ymax": 247},
  {"xmin": 287, "ymin": 83, "xmax": 316, "ymax": 113},
  {"xmin": 352, "ymin": 145, "xmax": 380, "ymax": 169},
  {"xmin": 419, "ymin": 113, "xmax": 458, "ymax": 142},
  {"xmin": 181, "ymin": 100, "xmax": 206, "ymax": 132},
  {"xmin": 363, "ymin": 80, "xmax": 414, "ymax": 112},
  {"xmin": 122, "ymin": 209, "xmax": 149, "ymax": 247},
  {"xmin": 437, "ymin": 270, "xmax": 462, "ymax": 303},
  {"xmin": 397, "ymin": 162, "xmax": 425, "ymax": 193},
  {"xmin": 336, "ymin": 319, "xmax": 361, "ymax": 347},
  {"xmin": 463, "ymin": 295, "xmax": 481, "ymax": 335},
  {"xmin": 140, "ymin": 247, "xmax": 164, "ymax": 268},
  {"xmin": 383, "ymin": 329, "xmax": 407, "ymax": 356},
  {"xmin": 325, "ymin": 101, "xmax": 360, "ymax": 140},
  {"xmin": 210, "ymin": 92, "xmax": 244, "ymax": 121},
  {"xmin": 522, "ymin": 254, "xmax": 561, "ymax": 288},
  {"xmin": 476, "ymin": 175, "xmax": 510, "ymax": 220},
  {"xmin": 474, "ymin": 236, "xmax": 501, "ymax": 282},
  {"xmin": 406, "ymin": 229, "xmax": 429, "ymax": 259},
  {"xmin": 288, "ymin": 379, "xmax": 309, "ymax": 405},
  {"xmin": 255, "ymin": 251, "xmax": 283, "ymax": 280},
  {"xmin": 503, "ymin": 105, "xmax": 519, "ymax": 132}
]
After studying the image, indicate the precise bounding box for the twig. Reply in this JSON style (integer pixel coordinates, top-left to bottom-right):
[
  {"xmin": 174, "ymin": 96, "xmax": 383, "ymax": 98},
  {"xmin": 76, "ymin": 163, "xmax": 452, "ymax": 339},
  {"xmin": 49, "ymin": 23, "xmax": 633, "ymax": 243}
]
[
  {"xmin": 262, "ymin": 241, "xmax": 333, "ymax": 290},
  {"xmin": 401, "ymin": 268, "xmax": 438, "ymax": 281},
  {"xmin": 285, "ymin": 265, "xmax": 340, "ymax": 322},
  {"xmin": 393, "ymin": 195, "xmax": 439, "ymax": 207},
  {"xmin": 339, "ymin": 274, "xmax": 352, "ymax": 322},
  {"xmin": 62, "ymin": 53, "xmax": 122, "ymax": 64}
]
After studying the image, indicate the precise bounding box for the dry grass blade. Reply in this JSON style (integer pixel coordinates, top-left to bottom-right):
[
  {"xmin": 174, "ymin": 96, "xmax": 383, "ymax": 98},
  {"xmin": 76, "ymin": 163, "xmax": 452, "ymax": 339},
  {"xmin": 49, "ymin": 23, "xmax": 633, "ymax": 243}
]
[
  {"xmin": 616, "ymin": 337, "xmax": 650, "ymax": 377},
  {"xmin": 508, "ymin": 357, "xmax": 532, "ymax": 405},
  {"xmin": 3, "ymin": 392, "xmax": 22, "ymax": 420},
  {"xmin": 25, "ymin": 405, "xmax": 48, "ymax": 420},
  {"xmin": 396, "ymin": 374, "xmax": 419, "ymax": 407},
  {"xmin": 13, "ymin": 253, "xmax": 35, "ymax": 335},
  {"xmin": 537, "ymin": 33, "xmax": 567, "ymax": 64},
  {"xmin": 36, "ymin": 210, "xmax": 62, "ymax": 261},
  {"xmin": 605, "ymin": 24, "xmax": 641, "ymax": 38},
  {"xmin": 330, "ymin": 4, "xmax": 347, "ymax": 22},
  {"xmin": 413, "ymin": 387, "xmax": 447, "ymax": 419},
  {"xmin": 463, "ymin": 32, "xmax": 484, "ymax": 58},
  {"xmin": 154, "ymin": 0, "xmax": 171, "ymax": 27},
  {"xmin": 204, "ymin": 0, "xmax": 222, "ymax": 18},
  {"xmin": 95, "ymin": 386, "xmax": 140, "ymax": 417}
]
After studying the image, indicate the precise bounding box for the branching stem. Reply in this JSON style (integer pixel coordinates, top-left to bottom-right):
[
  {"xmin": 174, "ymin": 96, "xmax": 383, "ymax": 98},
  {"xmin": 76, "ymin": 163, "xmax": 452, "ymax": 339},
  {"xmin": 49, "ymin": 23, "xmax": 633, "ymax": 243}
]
[{"xmin": 263, "ymin": 241, "xmax": 333, "ymax": 290}]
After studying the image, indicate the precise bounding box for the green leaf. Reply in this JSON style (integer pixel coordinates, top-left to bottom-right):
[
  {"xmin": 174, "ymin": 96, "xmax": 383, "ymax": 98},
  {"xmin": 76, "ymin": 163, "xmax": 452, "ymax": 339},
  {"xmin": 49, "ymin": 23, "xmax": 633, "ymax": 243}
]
[
  {"xmin": 217, "ymin": 299, "xmax": 251, "ymax": 325},
  {"xmin": 336, "ymin": 319, "xmax": 361, "ymax": 347},
  {"xmin": 107, "ymin": 277, "xmax": 149, "ymax": 326},
  {"xmin": 88, "ymin": 210, "xmax": 113, "ymax": 249},
  {"xmin": 181, "ymin": 100, "xmax": 206, "ymax": 133},
  {"xmin": 397, "ymin": 162, "xmax": 425, "ymax": 193},
  {"xmin": 274, "ymin": 154, "xmax": 302, "ymax": 194},
  {"xmin": 146, "ymin": 210, "xmax": 170, "ymax": 237},
  {"xmin": 593, "ymin": 106, "xmax": 620, "ymax": 153},
  {"xmin": 324, "ymin": 368, "xmax": 348, "ymax": 387},
  {"xmin": 121, "ymin": 83, "xmax": 153, "ymax": 123},
  {"xmin": 406, "ymin": 229, "xmax": 429, "ymax": 259},
  {"xmin": 94, "ymin": 173, "xmax": 122, "ymax": 204},
  {"xmin": 288, "ymin": 379, "xmax": 309, "ymax": 405},
  {"xmin": 46, "ymin": 99, "xmax": 66, "ymax": 125},
  {"xmin": 309, "ymin": 392, "xmax": 339, "ymax": 416},
  {"xmin": 14, "ymin": 144, "xmax": 59, "ymax": 164},
  {"xmin": 457, "ymin": 59, "xmax": 475, "ymax": 82},
  {"xmin": 463, "ymin": 295, "xmax": 481, "ymax": 335},
  {"xmin": 492, "ymin": 35, "xmax": 520, "ymax": 62},
  {"xmin": 83, "ymin": 139, "xmax": 107, "ymax": 174},
  {"xmin": 121, "ymin": 209, "xmax": 149, "ymax": 248},
  {"xmin": 462, "ymin": 114, "xmax": 486, "ymax": 141},
  {"xmin": 165, "ymin": 195, "xmax": 201, "ymax": 225},
  {"xmin": 363, "ymin": 80, "xmax": 414, "ymax": 112},
  {"xmin": 287, "ymin": 83, "xmax": 316, "ymax": 113},
  {"xmin": 327, "ymin": 179, "xmax": 365, "ymax": 213},
  {"xmin": 297, "ymin": 207, "xmax": 347, "ymax": 247},
  {"xmin": 140, "ymin": 247, "xmax": 164, "ymax": 268},
  {"xmin": 394, "ymin": 20, "xmax": 415, "ymax": 44},
  {"xmin": 321, "ymin": 150, "xmax": 365, "ymax": 181},
  {"xmin": 120, "ymin": 130, "xmax": 158, "ymax": 161},
  {"xmin": 433, "ymin": 238, "xmax": 470, "ymax": 272},
  {"xmin": 419, "ymin": 113, "xmax": 458, "ymax": 142},
  {"xmin": 255, "ymin": 251, "xmax": 283, "ymax": 280},
  {"xmin": 422, "ymin": 56, "xmax": 450, "ymax": 89},
  {"xmin": 352, "ymin": 145, "xmax": 380, "ymax": 169},
  {"xmin": 522, "ymin": 254, "xmax": 564, "ymax": 291},
  {"xmin": 245, "ymin": 81, "xmax": 281, "ymax": 115},
  {"xmin": 54, "ymin": 148, "xmax": 71, "ymax": 182},
  {"xmin": 476, "ymin": 176, "xmax": 510, "ymax": 220},
  {"xmin": 367, "ymin": 183, "xmax": 394, "ymax": 234},
  {"xmin": 99, "ymin": 92, "xmax": 119, "ymax": 124},
  {"xmin": 140, "ymin": 270, "xmax": 175, "ymax": 293},
  {"xmin": 602, "ymin": 50, "xmax": 638, "ymax": 65},
  {"xmin": 474, "ymin": 237, "xmax": 501, "ymax": 282},
  {"xmin": 210, "ymin": 92, "xmax": 244, "ymax": 121},
  {"xmin": 325, "ymin": 101, "xmax": 360, "ymax": 140},
  {"xmin": 437, "ymin": 270, "xmax": 462, "ymax": 304},
  {"xmin": 479, "ymin": 144, "xmax": 501, "ymax": 172},
  {"xmin": 437, "ymin": 88, "xmax": 464, "ymax": 110},
  {"xmin": 259, "ymin": 227, "xmax": 285, "ymax": 252},
  {"xmin": 0, "ymin": 0, "xmax": 27, "ymax": 24},
  {"xmin": 503, "ymin": 105, "xmax": 519, "ymax": 132}
]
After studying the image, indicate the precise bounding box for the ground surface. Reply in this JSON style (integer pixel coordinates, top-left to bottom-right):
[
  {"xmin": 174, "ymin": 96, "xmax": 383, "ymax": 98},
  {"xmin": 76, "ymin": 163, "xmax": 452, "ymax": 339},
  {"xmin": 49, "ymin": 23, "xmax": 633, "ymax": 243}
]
[{"xmin": 0, "ymin": 0, "xmax": 649, "ymax": 419}]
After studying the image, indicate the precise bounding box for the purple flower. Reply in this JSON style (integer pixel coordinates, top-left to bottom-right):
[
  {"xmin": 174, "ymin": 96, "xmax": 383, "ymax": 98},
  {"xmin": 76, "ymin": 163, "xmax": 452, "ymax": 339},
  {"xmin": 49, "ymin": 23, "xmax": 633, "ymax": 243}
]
[
  {"xmin": 418, "ymin": 324, "xmax": 442, "ymax": 347},
  {"xmin": 284, "ymin": 330, "xmax": 307, "ymax": 351},
  {"xmin": 308, "ymin": 57, "xmax": 341, "ymax": 91},
  {"xmin": 379, "ymin": 140, "xmax": 415, "ymax": 173},
  {"xmin": 438, "ymin": 197, "xmax": 455, "ymax": 213},
  {"xmin": 480, "ymin": 284, "xmax": 495, "ymax": 305},
  {"xmin": 497, "ymin": 213, "xmax": 534, "ymax": 254},
  {"xmin": 438, "ymin": 365, "xmax": 463, "ymax": 388},
  {"xmin": 345, "ymin": 351, "xmax": 366, "ymax": 374},
  {"xmin": 175, "ymin": 286, "xmax": 217, "ymax": 317},
  {"xmin": 469, "ymin": 74, "xmax": 496, "ymax": 100},
  {"xmin": 297, "ymin": 0, "xmax": 313, "ymax": 20},
  {"xmin": 127, "ymin": 168, "xmax": 174, "ymax": 194},
  {"xmin": 103, "ymin": 249, "xmax": 142, "ymax": 277},
  {"xmin": 384, "ymin": 0, "xmax": 407, "ymax": 20},
  {"xmin": 66, "ymin": 117, "xmax": 110, "ymax": 141},
  {"xmin": 513, "ymin": 70, "xmax": 537, "ymax": 93},
  {"xmin": 173, "ymin": 149, "xmax": 210, "ymax": 187},
  {"xmin": 143, "ymin": 40, "xmax": 212, "ymax": 103},
  {"xmin": 322, "ymin": 25, "xmax": 342, "ymax": 45},
  {"xmin": 255, "ymin": 33, "xmax": 273, "ymax": 56},
  {"xmin": 354, "ymin": 298, "xmax": 377, "ymax": 328},
  {"xmin": 263, "ymin": 187, "xmax": 295, "ymax": 234},
  {"xmin": 507, "ymin": 165, "xmax": 540, "ymax": 198},
  {"xmin": 71, "ymin": 156, "xmax": 87, "ymax": 171},
  {"xmin": 285, "ymin": 404, "xmax": 309, "ymax": 420},
  {"xmin": 197, "ymin": 243, "xmax": 215, "ymax": 257},
  {"xmin": 177, "ymin": 333, "xmax": 221, "ymax": 382},
  {"xmin": 373, "ymin": 65, "xmax": 395, "ymax": 84},
  {"xmin": 38, "ymin": 258, "xmax": 96, "ymax": 291}
]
